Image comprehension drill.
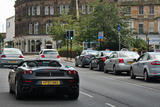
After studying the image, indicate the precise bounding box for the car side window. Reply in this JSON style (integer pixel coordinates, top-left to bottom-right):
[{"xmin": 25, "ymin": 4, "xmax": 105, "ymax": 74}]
[
  {"xmin": 39, "ymin": 51, "xmax": 42, "ymax": 54},
  {"xmin": 81, "ymin": 51, "xmax": 85, "ymax": 55},
  {"xmin": 137, "ymin": 55, "xmax": 144, "ymax": 61},
  {"xmin": 110, "ymin": 53, "xmax": 115, "ymax": 58},
  {"xmin": 142, "ymin": 54, "xmax": 148, "ymax": 61}
]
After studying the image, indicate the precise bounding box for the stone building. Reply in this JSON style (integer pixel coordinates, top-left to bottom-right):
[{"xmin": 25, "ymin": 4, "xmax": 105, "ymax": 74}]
[
  {"xmin": 15, "ymin": 0, "xmax": 93, "ymax": 53},
  {"xmin": 118, "ymin": 0, "xmax": 160, "ymax": 51}
]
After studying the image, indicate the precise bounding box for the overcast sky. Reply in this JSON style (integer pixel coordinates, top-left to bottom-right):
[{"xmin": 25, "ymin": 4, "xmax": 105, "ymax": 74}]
[{"xmin": 0, "ymin": 0, "xmax": 15, "ymax": 32}]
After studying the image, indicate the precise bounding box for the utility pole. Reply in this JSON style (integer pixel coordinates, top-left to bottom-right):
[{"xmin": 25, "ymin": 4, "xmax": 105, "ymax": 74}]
[
  {"xmin": 76, "ymin": 0, "xmax": 79, "ymax": 21},
  {"xmin": 118, "ymin": 24, "xmax": 121, "ymax": 51}
]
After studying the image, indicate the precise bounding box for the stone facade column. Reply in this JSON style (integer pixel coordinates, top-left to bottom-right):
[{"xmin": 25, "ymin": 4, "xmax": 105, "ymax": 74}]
[
  {"xmin": 35, "ymin": 40, "xmax": 36, "ymax": 52},
  {"xmin": 25, "ymin": 39, "xmax": 28, "ymax": 53}
]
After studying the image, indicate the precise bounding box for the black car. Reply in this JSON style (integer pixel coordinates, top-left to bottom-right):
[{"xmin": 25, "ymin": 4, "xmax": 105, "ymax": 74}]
[
  {"xmin": 75, "ymin": 50, "xmax": 98, "ymax": 67},
  {"xmin": 89, "ymin": 51, "xmax": 113, "ymax": 71},
  {"xmin": 8, "ymin": 60, "xmax": 79, "ymax": 100}
]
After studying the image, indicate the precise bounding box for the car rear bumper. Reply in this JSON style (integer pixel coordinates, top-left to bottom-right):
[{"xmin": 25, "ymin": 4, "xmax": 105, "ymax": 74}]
[
  {"xmin": 21, "ymin": 81, "xmax": 79, "ymax": 95},
  {"xmin": 116, "ymin": 64, "xmax": 131, "ymax": 72},
  {"xmin": 0, "ymin": 59, "xmax": 23, "ymax": 67}
]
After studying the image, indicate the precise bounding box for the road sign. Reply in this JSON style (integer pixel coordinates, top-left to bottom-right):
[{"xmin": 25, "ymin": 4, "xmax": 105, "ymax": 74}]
[
  {"xmin": 98, "ymin": 31, "xmax": 104, "ymax": 39},
  {"xmin": 118, "ymin": 24, "xmax": 120, "ymax": 32}
]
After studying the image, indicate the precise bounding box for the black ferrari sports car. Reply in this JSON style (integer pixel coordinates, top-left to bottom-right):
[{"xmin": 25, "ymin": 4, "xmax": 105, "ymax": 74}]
[{"xmin": 8, "ymin": 60, "xmax": 79, "ymax": 100}]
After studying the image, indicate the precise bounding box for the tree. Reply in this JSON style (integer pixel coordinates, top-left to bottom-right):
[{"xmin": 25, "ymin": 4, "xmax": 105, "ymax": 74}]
[
  {"xmin": 90, "ymin": 0, "xmax": 133, "ymax": 50},
  {"xmin": 50, "ymin": 14, "xmax": 79, "ymax": 48}
]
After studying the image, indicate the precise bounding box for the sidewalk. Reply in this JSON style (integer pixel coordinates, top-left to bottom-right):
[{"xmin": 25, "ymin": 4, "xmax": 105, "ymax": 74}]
[{"xmin": 60, "ymin": 57, "xmax": 75, "ymax": 63}]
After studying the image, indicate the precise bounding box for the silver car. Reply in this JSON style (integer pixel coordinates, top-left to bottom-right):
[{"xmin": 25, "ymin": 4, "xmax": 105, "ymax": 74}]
[
  {"xmin": 104, "ymin": 51, "xmax": 139, "ymax": 75},
  {"xmin": 38, "ymin": 49, "xmax": 60, "ymax": 61},
  {"xmin": 130, "ymin": 52, "xmax": 160, "ymax": 82},
  {"xmin": 0, "ymin": 48, "xmax": 24, "ymax": 68}
]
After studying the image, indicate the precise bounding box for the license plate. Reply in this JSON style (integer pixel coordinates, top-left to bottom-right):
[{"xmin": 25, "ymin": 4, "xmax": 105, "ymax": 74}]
[
  {"xmin": 10, "ymin": 61, "xmax": 17, "ymax": 63},
  {"xmin": 41, "ymin": 80, "xmax": 60, "ymax": 85},
  {"xmin": 128, "ymin": 61, "xmax": 134, "ymax": 64}
]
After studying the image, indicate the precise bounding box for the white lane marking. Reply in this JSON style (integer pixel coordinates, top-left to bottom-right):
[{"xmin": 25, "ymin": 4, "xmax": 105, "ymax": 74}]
[
  {"xmin": 103, "ymin": 76, "xmax": 160, "ymax": 92},
  {"xmin": 105, "ymin": 103, "xmax": 116, "ymax": 107},
  {"xmin": 80, "ymin": 91, "xmax": 94, "ymax": 98}
]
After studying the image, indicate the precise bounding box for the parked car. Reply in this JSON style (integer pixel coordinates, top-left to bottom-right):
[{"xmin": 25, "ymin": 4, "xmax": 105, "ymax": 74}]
[
  {"xmin": 37, "ymin": 49, "xmax": 60, "ymax": 61},
  {"xmin": 8, "ymin": 60, "xmax": 79, "ymax": 100},
  {"xmin": 89, "ymin": 51, "xmax": 113, "ymax": 71},
  {"xmin": 75, "ymin": 50, "xmax": 98, "ymax": 67},
  {"xmin": 104, "ymin": 51, "xmax": 139, "ymax": 75},
  {"xmin": 130, "ymin": 52, "xmax": 160, "ymax": 82},
  {"xmin": 0, "ymin": 48, "xmax": 24, "ymax": 68}
]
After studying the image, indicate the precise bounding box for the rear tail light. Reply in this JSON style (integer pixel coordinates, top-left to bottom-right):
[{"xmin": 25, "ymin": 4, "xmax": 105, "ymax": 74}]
[
  {"xmin": 23, "ymin": 70, "xmax": 33, "ymax": 75},
  {"xmin": 84, "ymin": 56, "xmax": 89, "ymax": 59},
  {"xmin": 119, "ymin": 59, "xmax": 124, "ymax": 63},
  {"xmin": 19, "ymin": 55, "xmax": 24, "ymax": 58},
  {"xmin": 67, "ymin": 70, "xmax": 77, "ymax": 75},
  {"xmin": 1, "ymin": 55, "xmax": 6, "ymax": 58},
  {"xmin": 41, "ymin": 54, "xmax": 45, "ymax": 58},
  {"xmin": 57, "ymin": 55, "xmax": 60, "ymax": 58},
  {"xmin": 24, "ymin": 80, "xmax": 32, "ymax": 83},
  {"xmin": 151, "ymin": 61, "xmax": 160, "ymax": 65},
  {"xmin": 102, "ymin": 57, "xmax": 106, "ymax": 62}
]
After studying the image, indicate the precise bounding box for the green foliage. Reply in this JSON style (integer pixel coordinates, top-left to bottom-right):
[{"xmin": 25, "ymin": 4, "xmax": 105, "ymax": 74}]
[{"xmin": 132, "ymin": 38, "xmax": 147, "ymax": 53}]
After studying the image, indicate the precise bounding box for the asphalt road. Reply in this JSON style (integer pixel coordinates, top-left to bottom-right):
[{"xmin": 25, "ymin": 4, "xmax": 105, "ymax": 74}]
[{"xmin": 0, "ymin": 57, "xmax": 160, "ymax": 107}]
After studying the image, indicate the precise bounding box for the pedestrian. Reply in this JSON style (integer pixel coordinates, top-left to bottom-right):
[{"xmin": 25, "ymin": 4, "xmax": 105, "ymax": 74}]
[{"xmin": 149, "ymin": 47, "xmax": 154, "ymax": 52}]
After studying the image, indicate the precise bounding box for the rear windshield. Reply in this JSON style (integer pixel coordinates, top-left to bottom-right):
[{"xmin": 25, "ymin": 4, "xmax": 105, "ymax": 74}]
[
  {"xmin": 3, "ymin": 49, "xmax": 22, "ymax": 54},
  {"xmin": 119, "ymin": 52, "xmax": 139, "ymax": 58},
  {"xmin": 26, "ymin": 60, "xmax": 61, "ymax": 67},
  {"xmin": 152, "ymin": 54, "xmax": 160, "ymax": 60},
  {"xmin": 43, "ymin": 50, "xmax": 58, "ymax": 54}
]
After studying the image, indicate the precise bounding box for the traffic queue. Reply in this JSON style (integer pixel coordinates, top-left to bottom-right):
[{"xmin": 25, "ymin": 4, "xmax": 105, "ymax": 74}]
[{"xmin": 75, "ymin": 49, "xmax": 160, "ymax": 82}]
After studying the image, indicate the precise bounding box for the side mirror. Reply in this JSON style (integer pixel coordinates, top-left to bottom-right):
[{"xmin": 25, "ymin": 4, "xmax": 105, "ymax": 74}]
[
  {"xmin": 133, "ymin": 59, "xmax": 137, "ymax": 62},
  {"xmin": 106, "ymin": 56, "xmax": 110, "ymax": 59}
]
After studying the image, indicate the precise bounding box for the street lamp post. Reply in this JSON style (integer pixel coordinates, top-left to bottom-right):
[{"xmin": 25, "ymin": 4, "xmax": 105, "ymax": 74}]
[{"xmin": 146, "ymin": 33, "xmax": 149, "ymax": 52}]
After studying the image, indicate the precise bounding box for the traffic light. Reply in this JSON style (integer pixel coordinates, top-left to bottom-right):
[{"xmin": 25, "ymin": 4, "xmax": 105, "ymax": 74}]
[
  {"xmin": 70, "ymin": 30, "xmax": 74, "ymax": 40},
  {"xmin": 66, "ymin": 30, "xmax": 74, "ymax": 40}
]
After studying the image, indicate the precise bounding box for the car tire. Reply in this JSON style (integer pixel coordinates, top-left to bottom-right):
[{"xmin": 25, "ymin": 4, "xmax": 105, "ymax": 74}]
[
  {"xmin": 113, "ymin": 66, "xmax": 118, "ymax": 75},
  {"xmin": 97, "ymin": 64, "xmax": 101, "ymax": 71},
  {"xmin": 15, "ymin": 80, "xmax": 23, "ymax": 100},
  {"xmin": 130, "ymin": 69, "xmax": 136, "ymax": 79},
  {"xmin": 75, "ymin": 61, "xmax": 78, "ymax": 67},
  {"xmin": 89, "ymin": 63, "xmax": 93, "ymax": 70},
  {"xmin": 104, "ymin": 68, "xmax": 108, "ymax": 73},
  {"xmin": 68, "ymin": 86, "xmax": 79, "ymax": 100},
  {"xmin": 144, "ymin": 71, "xmax": 150, "ymax": 82},
  {"xmin": 9, "ymin": 85, "xmax": 14, "ymax": 94}
]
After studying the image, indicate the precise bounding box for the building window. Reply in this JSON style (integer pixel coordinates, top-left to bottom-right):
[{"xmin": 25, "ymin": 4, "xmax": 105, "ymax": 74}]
[
  {"xmin": 139, "ymin": 6, "xmax": 143, "ymax": 15},
  {"xmin": 37, "ymin": 6, "xmax": 40, "ymax": 15},
  {"xmin": 60, "ymin": 5, "xmax": 64, "ymax": 14},
  {"xmin": 28, "ymin": 7, "xmax": 31, "ymax": 16},
  {"xmin": 50, "ymin": 6, "xmax": 54, "ymax": 15},
  {"xmin": 29, "ymin": 23, "xmax": 32, "ymax": 34},
  {"xmin": 126, "ymin": 7, "xmax": 131, "ymax": 14},
  {"xmin": 149, "ymin": 22, "xmax": 154, "ymax": 33},
  {"xmin": 34, "ymin": 22, "xmax": 39, "ymax": 34},
  {"xmin": 149, "ymin": 5, "xmax": 154, "ymax": 14},
  {"xmin": 138, "ymin": 23, "xmax": 144, "ymax": 34},
  {"xmin": 65, "ymin": 4, "xmax": 69, "ymax": 15},
  {"xmin": 45, "ymin": 6, "xmax": 49, "ymax": 15},
  {"xmin": 82, "ymin": 4, "xmax": 86, "ymax": 14},
  {"xmin": 32, "ymin": 6, "xmax": 36, "ymax": 16},
  {"xmin": 46, "ymin": 22, "xmax": 53, "ymax": 34},
  {"xmin": 87, "ymin": 5, "xmax": 91, "ymax": 14}
]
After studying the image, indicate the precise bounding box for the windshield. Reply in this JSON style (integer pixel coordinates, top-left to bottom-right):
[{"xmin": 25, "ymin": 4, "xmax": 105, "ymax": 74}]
[
  {"xmin": 3, "ymin": 49, "xmax": 22, "ymax": 54},
  {"xmin": 43, "ymin": 50, "xmax": 58, "ymax": 54},
  {"xmin": 87, "ymin": 50, "xmax": 99, "ymax": 55},
  {"xmin": 103, "ymin": 51, "xmax": 112, "ymax": 56},
  {"xmin": 119, "ymin": 52, "xmax": 139, "ymax": 58}
]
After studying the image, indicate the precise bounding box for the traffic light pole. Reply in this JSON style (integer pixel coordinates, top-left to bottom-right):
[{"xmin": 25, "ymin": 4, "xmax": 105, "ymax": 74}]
[
  {"xmin": 67, "ymin": 38, "xmax": 69, "ymax": 60},
  {"xmin": 70, "ymin": 39, "xmax": 72, "ymax": 60}
]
